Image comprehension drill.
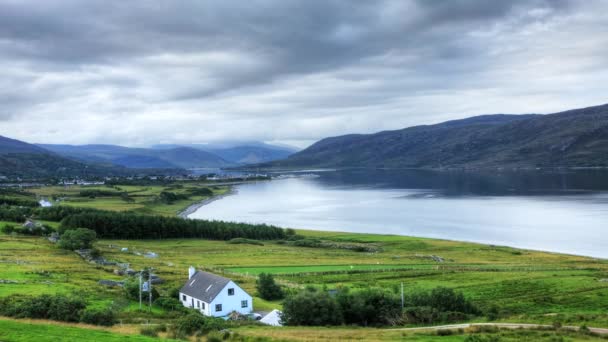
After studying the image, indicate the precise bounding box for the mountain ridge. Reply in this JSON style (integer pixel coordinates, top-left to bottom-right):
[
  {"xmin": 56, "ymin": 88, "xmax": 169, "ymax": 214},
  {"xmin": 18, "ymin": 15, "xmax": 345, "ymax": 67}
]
[{"xmin": 259, "ymin": 104, "xmax": 608, "ymax": 169}]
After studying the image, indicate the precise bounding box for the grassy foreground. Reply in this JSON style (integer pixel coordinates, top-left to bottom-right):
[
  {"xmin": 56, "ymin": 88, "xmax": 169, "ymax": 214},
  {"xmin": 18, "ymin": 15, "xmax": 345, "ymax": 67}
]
[
  {"xmin": 2, "ymin": 182, "xmax": 608, "ymax": 340},
  {"xmin": 0, "ymin": 318, "xmax": 164, "ymax": 342}
]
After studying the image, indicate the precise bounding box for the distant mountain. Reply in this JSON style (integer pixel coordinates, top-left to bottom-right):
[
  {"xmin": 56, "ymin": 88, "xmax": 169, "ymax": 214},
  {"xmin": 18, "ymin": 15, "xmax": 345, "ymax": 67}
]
[
  {"xmin": 151, "ymin": 141, "xmax": 297, "ymax": 164},
  {"xmin": 261, "ymin": 103, "xmax": 608, "ymax": 169},
  {"xmin": 39, "ymin": 144, "xmax": 232, "ymax": 169},
  {"xmin": 0, "ymin": 137, "xmax": 134, "ymax": 178}
]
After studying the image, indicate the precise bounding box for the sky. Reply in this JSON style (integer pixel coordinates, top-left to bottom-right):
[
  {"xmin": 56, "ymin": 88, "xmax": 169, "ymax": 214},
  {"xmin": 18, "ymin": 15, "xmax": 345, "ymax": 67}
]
[{"xmin": 0, "ymin": 0, "xmax": 607, "ymax": 149}]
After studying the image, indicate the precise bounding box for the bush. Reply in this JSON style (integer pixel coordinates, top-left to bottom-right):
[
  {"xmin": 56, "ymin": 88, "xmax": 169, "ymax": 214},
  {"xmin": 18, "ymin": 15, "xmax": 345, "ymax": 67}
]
[
  {"xmin": 174, "ymin": 313, "xmax": 227, "ymax": 336},
  {"xmin": 1, "ymin": 224, "xmax": 15, "ymax": 234},
  {"xmin": 337, "ymin": 287, "xmax": 401, "ymax": 326},
  {"xmin": 0, "ymin": 294, "xmax": 86, "ymax": 323},
  {"xmin": 59, "ymin": 228, "xmax": 97, "ymax": 250},
  {"xmin": 282, "ymin": 288, "xmax": 343, "ymax": 326},
  {"xmin": 256, "ymin": 273, "xmax": 284, "ymax": 300},
  {"xmin": 154, "ymin": 297, "xmax": 183, "ymax": 311},
  {"xmin": 79, "ymin": 307, "xmax": 117, "ymax": 326},
  {"xmin": 123, "ymin": 278, "xmax": 160, "ymax": 302},
  {"xmin": 140, "ymin": 326, "xmax": 158, "ymax": 337}
]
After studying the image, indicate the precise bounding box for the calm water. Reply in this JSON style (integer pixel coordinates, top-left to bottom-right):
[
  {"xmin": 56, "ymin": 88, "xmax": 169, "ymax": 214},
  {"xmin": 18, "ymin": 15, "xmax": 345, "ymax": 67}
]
[{"xmin": 189, "ymin": 169, "xmax": 608, "ymax": 258}]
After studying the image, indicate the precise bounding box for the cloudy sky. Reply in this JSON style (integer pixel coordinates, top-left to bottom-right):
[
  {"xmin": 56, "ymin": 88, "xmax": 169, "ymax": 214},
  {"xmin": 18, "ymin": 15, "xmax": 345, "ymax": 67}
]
[{"xmin": 1, "ymin": 0, "xmax": 607, "ymax": 148}]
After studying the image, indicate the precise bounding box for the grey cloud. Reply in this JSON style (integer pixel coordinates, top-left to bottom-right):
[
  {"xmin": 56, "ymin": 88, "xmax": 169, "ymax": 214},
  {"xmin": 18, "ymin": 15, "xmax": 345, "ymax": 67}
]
[{"xmin": 0, "ymin": 0, "xmax": 606, "ymax": 147}]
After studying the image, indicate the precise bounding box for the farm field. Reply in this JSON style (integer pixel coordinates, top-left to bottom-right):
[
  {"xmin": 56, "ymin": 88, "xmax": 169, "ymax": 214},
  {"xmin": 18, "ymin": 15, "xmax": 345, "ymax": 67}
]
[
  {"xmin": 25, "ymin": 183, "xmax": 230, "ymax": 216},
  {"xmin": 2, "ymin": 183, "xmax": 608, "ymax": 340},
  {"xmin": 0, "ymin": 318, "xmax": 166, "ymax": 342}
]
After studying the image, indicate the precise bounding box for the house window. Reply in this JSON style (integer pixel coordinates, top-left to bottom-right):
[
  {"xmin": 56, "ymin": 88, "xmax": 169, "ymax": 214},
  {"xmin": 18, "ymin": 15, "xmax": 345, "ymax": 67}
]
[
  {"xmin": 182, "ymin": 294, "xmax": 186, "ymax": 301},
  {"xmin": 197, "ymin": 301, "xmax": 200, "ymax": 308},
  {"xmin": 228, "ymin": 288, "xmax": 235, "ymax": 296},
  {"xmin": 215, "ymin": 304, "xmax": 222, "ymax": 312},
  {"xmin": 241, "ymin": 300, "xmax": 248, "ymax": 308},
  {"xmin": 202, "ymin": 302, "xmax": 206, "ymax": 309}
]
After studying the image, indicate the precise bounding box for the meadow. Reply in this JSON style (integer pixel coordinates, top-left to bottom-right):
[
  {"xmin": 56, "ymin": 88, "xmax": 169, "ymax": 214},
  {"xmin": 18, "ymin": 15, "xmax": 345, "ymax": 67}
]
[{"xmin": 1, "ymin": 182, "xmax": 608, "ymax": 340}]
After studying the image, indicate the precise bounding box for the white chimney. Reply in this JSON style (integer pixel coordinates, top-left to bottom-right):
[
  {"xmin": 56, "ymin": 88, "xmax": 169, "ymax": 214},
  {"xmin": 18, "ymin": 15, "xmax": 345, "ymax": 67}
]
[{"xmin": 188, "ymin": 266, "xmax": 196, "ymax": 279}]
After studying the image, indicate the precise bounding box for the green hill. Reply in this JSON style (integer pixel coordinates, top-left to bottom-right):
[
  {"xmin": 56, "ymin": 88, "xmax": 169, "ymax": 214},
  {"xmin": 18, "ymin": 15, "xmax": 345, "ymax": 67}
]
[{"xmin": 264, "ymin": 103, "xmax": 608, "ymax": 169}]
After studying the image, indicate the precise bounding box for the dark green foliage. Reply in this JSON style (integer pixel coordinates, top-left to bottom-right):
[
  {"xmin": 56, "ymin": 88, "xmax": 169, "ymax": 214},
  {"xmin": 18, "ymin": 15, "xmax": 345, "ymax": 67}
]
[
  {"xmin": 139, "ymin": 327, "xmax": 158, "ymax": 337},
  {"xmin": 154, "ymin": 297, "xmax": 183, "ymax": 311},
  {"xmin": 256, "ymin": 273, "xmax": 284, "ymax": 300},
  {"xmin": 173, "ymin": 312, "xmax": 228, "ymax": 336},
  {"xmin": 0, "ymin": 205, "xmax": 32, "ymax": 222},
  {"xmin": 0, "ymin": 196, "xmax": 40, "ymax": 207},
  {"xmin": 58, "ymin": 228, "xmax": 97, "ymax": 250},
  {"xmin": 228, "ymin": 238, "xmax": 264, "ymax": 246},
  {"xmin": 78, "ymin": 189, "xmax": 123, "ymax": 198},
  {"xmin": 336, "ymin": 287, "xmax": 401, "ymax": 326},
  {"xmin": 402, "ymin": 287, "xmax": 479, "ymax": 324},
  {"xmin": 79, "ymin": 307, "xmax": 117, "ymax": 326},
  {"xmin": 123, "ymin": 278, "xmax": 160, "ymax": 302},
  {"xmin": 0, "ymin": 294, "xmax": 86, "ymax": 322},
  {"xmin": 405, "ymin": 287, "xmax": 479, "ymax": 315},
  {"xmin": 188, "ymin": 187, "xmax": 213, "ymax": 196},
  {"xmin": 158, "ymin": 191, "xmax": 189, "ymax": 204},
  {"xmin": 1, "ymin": 224, "xmax": 15, "ymax": 234},
  {"xmin": 59, "ymin": 210, "xmax": 286, "ymax": 240},
  {"xmin": 281, "ymin": 288, "xmax": 343, "ymax": 326}
]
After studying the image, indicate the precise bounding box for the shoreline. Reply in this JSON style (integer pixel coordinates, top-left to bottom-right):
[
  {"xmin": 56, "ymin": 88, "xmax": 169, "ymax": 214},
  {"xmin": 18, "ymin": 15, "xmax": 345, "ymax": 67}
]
[{"xmin": 178, "ymin": 188, "xmax": 238, "ymax": 218}]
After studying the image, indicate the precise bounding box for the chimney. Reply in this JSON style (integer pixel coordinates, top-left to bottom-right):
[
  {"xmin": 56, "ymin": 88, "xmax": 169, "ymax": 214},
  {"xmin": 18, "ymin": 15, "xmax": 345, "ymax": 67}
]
[{"xmin": 188, "ymin": 266, "xmax": 196, "ymax": 279}]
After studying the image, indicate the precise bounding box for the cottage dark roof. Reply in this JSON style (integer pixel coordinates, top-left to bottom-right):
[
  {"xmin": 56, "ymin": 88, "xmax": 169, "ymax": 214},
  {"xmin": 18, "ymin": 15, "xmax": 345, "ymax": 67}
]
[{"xmin": 179, "ymin": 271, "xmax": 231, "ymax": 303}]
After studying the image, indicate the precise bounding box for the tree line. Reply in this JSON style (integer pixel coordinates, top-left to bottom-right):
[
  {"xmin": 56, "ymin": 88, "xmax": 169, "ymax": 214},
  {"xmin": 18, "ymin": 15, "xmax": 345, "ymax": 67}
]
[
  {"xmin": 281, "ymin": 286, "xmax": 480, "ymax": 326},
  {"xmin": 59, "ymin": 211, "xmax": 286, "ymax": 240},
  {"xmin": 0, "ymin": 204, "xmax": 287, "ymax": 240}
]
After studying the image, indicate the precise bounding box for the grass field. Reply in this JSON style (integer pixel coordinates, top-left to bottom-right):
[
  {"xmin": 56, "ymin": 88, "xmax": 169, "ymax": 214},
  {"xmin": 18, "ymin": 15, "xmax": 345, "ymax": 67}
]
[
  {"xmin": 25, "ymin": 183, "xmax": 229, "ymax": 216},
  {"xmin": 0, "ymin": 319, "xmax": 166, "ymax": 342},
  {"xmin": 2, "ymin": 182, "xmax": 608, "ymax": 340}
]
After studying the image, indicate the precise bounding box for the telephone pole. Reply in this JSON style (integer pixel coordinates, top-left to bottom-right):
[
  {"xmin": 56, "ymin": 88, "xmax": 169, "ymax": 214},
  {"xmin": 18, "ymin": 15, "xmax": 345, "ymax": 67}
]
[
  {"xmin": 148, "ymin": 268, "xmax": 153, "ymax": 312},
  {"xmin": 139, "ymin": 272, "xmax": 142, "ymax": 310},
  {"xmin": 400, "ymin": 282, "xmax": 404, "ymax": 309}
]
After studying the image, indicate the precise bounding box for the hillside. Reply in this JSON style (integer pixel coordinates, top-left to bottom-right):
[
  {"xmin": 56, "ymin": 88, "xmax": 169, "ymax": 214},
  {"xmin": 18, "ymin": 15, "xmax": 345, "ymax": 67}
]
[
  {"xmin": 0, "ymin": 137, "xmax": 183, "ymax": 179},
  {"xmin": 152, "ymin": 141, "xmax": 297, "ymax": 164},
  {"xmin": 39, "ymin": 144, "xmax": 232, "ymax": 169},
  {"xmin": 264, "ymin": 104, "xmax": 608, "ymax": 169}
]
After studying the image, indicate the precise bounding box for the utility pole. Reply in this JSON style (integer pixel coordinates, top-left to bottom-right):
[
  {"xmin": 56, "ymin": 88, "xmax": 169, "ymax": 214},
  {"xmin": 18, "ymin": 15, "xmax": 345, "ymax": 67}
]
[
  {"xmin": 139, "ymin": 272, "xmax": 142, "ymax": 310},
  {"xmin": 148, "ymin": 268, "xmax": 153, "ymax": 312},
  {"xmin": 400, "ymin": 282, "xmax": 404, "ymax": 309}
]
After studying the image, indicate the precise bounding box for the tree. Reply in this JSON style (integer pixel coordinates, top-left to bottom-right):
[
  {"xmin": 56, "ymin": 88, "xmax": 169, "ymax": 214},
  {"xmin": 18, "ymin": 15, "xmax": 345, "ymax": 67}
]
[
  {"xmin": 337, "ymin": 287, "xmax": 401, "ymax": 326},
  {"xmin": 256, "ymin": 273, "xmax": 284, "ymax": 300},
  {"xmin": 281, "ymin": 288, "xmax": 343, "ymax": 326},
  {"xmin": 58, "ymin": 228, "xmax": 97, "ymax": 250}
]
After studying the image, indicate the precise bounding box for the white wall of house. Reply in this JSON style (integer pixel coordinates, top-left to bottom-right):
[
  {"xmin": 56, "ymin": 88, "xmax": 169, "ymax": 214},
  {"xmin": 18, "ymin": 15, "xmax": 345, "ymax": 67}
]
[
  {"xmin": 179, "ymin": 281, "xmax": 252, "ymax": 317},
  {"xmin": 179, "ymin": 293, "xmax": 211, "ymax": 315},
  {"xmin": 208, "ymin": 281, "xmax": 253, "ymax": 317}
]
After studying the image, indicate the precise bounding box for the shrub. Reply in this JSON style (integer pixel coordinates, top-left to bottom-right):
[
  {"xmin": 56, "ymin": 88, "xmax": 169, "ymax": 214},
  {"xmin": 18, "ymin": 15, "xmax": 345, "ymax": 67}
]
[
  {"xmin": 174, "ymin": 313, "xmax": 228, "ymax": 336},
  {"xmin": 282, "ymin": 288, "xmax": 343, "ymax": 326},
  {"xmin": 0, "ymin": 294, "xmax": 86, "ymax": 323},
  {"xmin": 256, "ymin": 273, "xmax": 284, "ymax": 300},
  {"xmin": 154, "ymin": 297, "xmax": 182, "ymax": 311},
  {"xmin": 59, "ymin": 228, "xmax": 97, "ymax": 250},
  {"xmin": 227, "ymin": 238, "xmax": 264, "ymax": 246},
  {"xmin": 80, "ymin": 307, "xmax": 117, "ymax": 326},
  {"xmin": 1, "ymin": 224, "xmax": 14, "ymax": 234},
  {"xmin": 140, "ymin": 326, "xmax": 158, "ymax": 337},
  {"xmin": 337, "ymin": 287, "xmax": 401, "ymax": 326}
]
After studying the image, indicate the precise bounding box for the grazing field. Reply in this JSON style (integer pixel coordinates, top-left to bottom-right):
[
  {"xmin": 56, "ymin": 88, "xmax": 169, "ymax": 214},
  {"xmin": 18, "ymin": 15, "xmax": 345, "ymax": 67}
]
[
  {"xmin": 2, "ymin": 182, "xmax": 608, "ymax": 340},
  {"xmin": 0, "ymin": 319, "xmax": 166, "ymax": 342},
  {"xmin": 25, "ymin": 183, "xmax": 229, "ymax": 216}
]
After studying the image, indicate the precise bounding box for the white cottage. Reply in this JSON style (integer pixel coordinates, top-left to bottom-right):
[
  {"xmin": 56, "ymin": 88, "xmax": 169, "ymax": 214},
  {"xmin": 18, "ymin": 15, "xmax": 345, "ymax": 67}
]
[{"xmin": 179, "ymin": 266, "xmax": 253, "ymax": 317}]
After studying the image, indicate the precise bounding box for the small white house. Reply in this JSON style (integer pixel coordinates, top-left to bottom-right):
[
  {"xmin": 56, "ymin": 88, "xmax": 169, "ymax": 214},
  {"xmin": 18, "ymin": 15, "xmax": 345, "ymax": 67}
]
[{"xmin": 179, "ymin": 266, "xmax": 253, "ymax": 317}]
